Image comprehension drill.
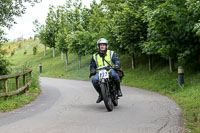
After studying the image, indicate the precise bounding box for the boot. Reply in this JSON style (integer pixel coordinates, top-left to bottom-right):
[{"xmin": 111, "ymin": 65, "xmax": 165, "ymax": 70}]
[
  {"xmin": 96, "ymin": 95, "xmax": 103, "ymax": 103},
  {"xmin": 116, "ymin": 82, "xmax": 123, "ymax": 97},
  {"xmin": 94, "ymin": 86, "xmax": 103, "ymax": 103}
]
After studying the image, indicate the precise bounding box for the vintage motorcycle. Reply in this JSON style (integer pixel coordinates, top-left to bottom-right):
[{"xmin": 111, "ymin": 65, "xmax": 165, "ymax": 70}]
[{"xmin": 96, "ymin": 66, "xmax": 121, "ymax": 111}]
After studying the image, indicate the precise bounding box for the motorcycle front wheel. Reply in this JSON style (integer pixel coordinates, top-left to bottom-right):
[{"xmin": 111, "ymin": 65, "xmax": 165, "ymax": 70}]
[{"xmin": 100, "ymin": 83, "xmax": 113, "ymax": 112}]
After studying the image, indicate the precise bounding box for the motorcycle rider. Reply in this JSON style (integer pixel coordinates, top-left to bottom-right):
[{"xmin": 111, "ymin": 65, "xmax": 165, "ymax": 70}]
[{"xmin": 90, "ymin": 38, "xmax": 123, "ymax": 103}]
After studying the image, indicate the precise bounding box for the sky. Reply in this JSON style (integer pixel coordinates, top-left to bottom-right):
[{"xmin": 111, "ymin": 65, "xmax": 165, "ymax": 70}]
[{"xmin": 4, "ymin": 0, "xmax": 99, "ymax": 41}]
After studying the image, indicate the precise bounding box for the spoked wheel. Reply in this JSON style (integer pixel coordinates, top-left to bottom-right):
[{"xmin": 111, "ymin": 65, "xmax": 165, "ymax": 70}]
[{"xmin": 100, "ymin": 83, "xmax": 113, "ymax": 112}]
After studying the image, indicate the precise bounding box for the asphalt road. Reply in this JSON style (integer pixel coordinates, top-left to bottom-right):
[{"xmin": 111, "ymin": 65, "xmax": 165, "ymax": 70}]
[{"xmin": 0, "ymin": 77, "xmax": 183, "ymax": 133}]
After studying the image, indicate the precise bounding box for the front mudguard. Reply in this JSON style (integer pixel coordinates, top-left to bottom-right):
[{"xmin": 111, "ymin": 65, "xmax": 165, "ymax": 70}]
[{"xmin": 100, "ymin": 78, "xmax": 106, "ymax": 84}]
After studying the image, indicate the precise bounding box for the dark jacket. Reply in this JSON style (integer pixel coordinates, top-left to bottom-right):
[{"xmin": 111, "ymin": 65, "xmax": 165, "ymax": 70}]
[{"xmin": 90, "ymin": 51, "xmax": 120, "ymax": 72}]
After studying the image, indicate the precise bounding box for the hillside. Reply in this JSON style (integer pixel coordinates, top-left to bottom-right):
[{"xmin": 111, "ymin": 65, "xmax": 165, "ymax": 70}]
[{"xmin": 4, "ymin": 39, "xmax": 200, "ymax": 132}]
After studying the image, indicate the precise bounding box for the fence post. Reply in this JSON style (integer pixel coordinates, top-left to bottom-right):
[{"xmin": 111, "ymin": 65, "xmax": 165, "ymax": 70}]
[
  {"xmin": 16, "ymin": 76, "xmax": 19, "ymax": 90},
  {"xmin": 4, "ymin": 79, "xmax": 8, "ymax": 100},
  {"xmin": 23, "ymin": 74, "xmax": 27, "ymax": 93},
  {"xmin": 27, "ymin": 71, "xmax": 32, "ymax": 91}
]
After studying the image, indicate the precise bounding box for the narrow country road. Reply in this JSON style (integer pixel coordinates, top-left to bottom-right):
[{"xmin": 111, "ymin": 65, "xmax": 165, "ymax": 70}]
[{"xmin": 0, "ymin": 77, "xmax": 183, "ymax": 133}]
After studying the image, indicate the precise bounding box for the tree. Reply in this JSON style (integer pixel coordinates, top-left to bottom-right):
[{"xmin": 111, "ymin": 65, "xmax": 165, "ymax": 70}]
[
  {"xmin": 65, "ymin": 0, "xmax": 91, "ymax": 68},
  {"xmin": 67, "ymin": 27, "xmax": 91, "ymax": 68},
  {"xmin": 32, "ymin": 19, "xmax": 41, "ymax": 40},
  {"xmin": 110, "ymin": 0, "xmax": 147, "ymax": 69},
  {"xmin": 0, "ymin": 0, "xmax": 41, "ymax": 42},
  {"xmin": 143, "ymin": 0, "xmax": 199, "ymax": 72},
  {"xmin": 0, "ymin": 0, "xmax": 40, "ymax": 75},
  {"xmin": 45, "ymin": 6, "xmax": 61, "ymax": 58},
  {"xmin": 38, "ymin": 25, "xmax": 48, "ymax": 56},
  {"xmin": 62, "ymin": 0, "xmax": 92, "ymax": 68},
  {"xmin": 56, "ymin": 3, "xmax": 73, "ymax": 65}
]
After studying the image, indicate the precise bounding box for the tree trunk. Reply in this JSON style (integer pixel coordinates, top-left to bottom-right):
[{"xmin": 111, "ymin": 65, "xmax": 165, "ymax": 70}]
[
  {"xmin": 66, "ymin": 52, "xmax": 69, "ymax": 66},
  {"xmin": 53, "ymin": 47, "xmax": 55, "ymax": 58},
  {"xmin": 149, "ymin": 55, "xmax": 152, "ymax": 71},
  {"xmin": 78, "ymin": 56, "xmax": 81, "ymax": 69},
  {"xmin": 61, "ymin": 52, "xmax": 64, "ymax": 60},
  {"xmin": 169, "ymin": 57, "xmax": 175, "ymax": 72},
  {"xmin": 44, "ymin": 45, "xmax": 46, "ymax": 56},
  {"xmin": 132, "ymin": 53, "xmax": 135, "ymax": 69},
  {"xmin": 38, "ymin": 42, "xmax": 40, "ymax": 48}
]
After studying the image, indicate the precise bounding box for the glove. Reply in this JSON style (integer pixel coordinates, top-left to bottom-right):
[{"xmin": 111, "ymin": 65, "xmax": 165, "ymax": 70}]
[
  {"xmin": 91, "ymin": 69, "xmax": 96, "ymax": 75},
  {"xmin": 114, "ymin": 65, "xmax": 120, "ymax": 70},
  {"xmin": 89, "ymin": 69, "xmax": 96, "ymax": 78}
]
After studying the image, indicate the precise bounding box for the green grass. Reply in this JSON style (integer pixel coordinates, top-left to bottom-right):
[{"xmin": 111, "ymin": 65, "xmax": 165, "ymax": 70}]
[
  {"xmin": 3, "ymin": 39, "xmax": 200, "ymax": 132},
  {"xmin": 0, "ymin": 39, "xmax": 41, "ymax": 112},
  {"xmin": 0, "ymin": 87, "xmax": 40, "ymax": 112},
  {"xmin": 0, "ymin": 73, "xmax": 41, "ymax": 112}
]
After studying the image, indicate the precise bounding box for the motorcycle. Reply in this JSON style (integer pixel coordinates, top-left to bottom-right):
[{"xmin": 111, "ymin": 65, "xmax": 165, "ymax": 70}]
[{"xmin": 96, "ymin": 66, "xmax": 119, "ymax": 111}]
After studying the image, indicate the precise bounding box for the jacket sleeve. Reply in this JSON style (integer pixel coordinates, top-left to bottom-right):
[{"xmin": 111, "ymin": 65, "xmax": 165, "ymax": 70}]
[
  {"xmin": 112, "ymin": 52, "xmax": 121, "ymax": 68},
  {"xmin": 90, "ymin": 56, "xmax": 97, "ymax": 72}
]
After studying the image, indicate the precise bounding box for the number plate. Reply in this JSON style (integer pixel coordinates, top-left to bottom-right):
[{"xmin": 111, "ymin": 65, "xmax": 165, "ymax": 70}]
[{"xmin": 99, "ymin": 70, "xmax": 109, "ymax": 79}]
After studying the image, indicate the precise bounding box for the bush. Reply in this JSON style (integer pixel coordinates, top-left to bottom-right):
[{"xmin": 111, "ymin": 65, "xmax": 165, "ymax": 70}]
[
  {"xmin": 21, "ymin": 61, "xmax": 40, "ymax": 91},
  {"xmin": 18, "ymin": 42, "xmax": 22, "ymax": 49},
  {"xmin": 0, "ymin": 56, "xmax": 10, "ymax": 75},
  {"xmin": 11, "ymin": 50, "xmax": 15, "ymax": 56},
  {"xmin": 33, "ymin": 46, "xmax": 37, "ymax": 55},
  {"xmin": 24, "ymin": 50, "xmax": 27, "ymax": 55}
]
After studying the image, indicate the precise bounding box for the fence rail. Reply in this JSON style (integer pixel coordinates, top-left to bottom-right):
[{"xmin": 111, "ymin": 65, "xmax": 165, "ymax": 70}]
[{"xmin": 0, "ymin": 69, "xmax": 32, "ymax": 100}]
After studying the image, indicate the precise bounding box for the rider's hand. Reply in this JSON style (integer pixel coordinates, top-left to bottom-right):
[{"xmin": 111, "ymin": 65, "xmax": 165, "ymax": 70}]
[
  {"xmin": 114, "ymin": 65, "xmax": 120, "ymax": 70},
  {"xmin": 90, "ymin": 69, "xmax": 96, "ymax": 75},
  {"xmin": 89, "ymin": 69, "xmax": 96, "ymax": 78}
]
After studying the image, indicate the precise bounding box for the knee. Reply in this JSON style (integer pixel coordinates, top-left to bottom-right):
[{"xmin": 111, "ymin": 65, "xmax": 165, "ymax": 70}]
[
  {"xmin": 110, "ymin": 70, "xmax": 120, "ymax": 82},
  {"xmin": 92, "ymin": 76, "xmax": 99, "ymax": 84}
]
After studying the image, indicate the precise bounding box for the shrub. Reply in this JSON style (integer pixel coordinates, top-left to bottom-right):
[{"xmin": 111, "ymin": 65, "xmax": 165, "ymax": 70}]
[
  {"xmin": 18, "ymin": 42, "xmax": 22, "ymax": 49},
  {"xmin": 24, "ymin": 50, "xmax": 27, "ymax": 55},
  {"xmin": 11, "ymin": 50, "xmax": 15, "ymax": 56},
  {"xmin": 33, "ymin": 46, "xmax": 37, "ymax": 55},
  {"xmin": 0, "ymin": 56, "xmax": 10, "ymax": 75}
]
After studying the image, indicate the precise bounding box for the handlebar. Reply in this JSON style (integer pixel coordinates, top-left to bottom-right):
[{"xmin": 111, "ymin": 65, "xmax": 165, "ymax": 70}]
[{"xmin": 96, "ymin": 66, "xmax": 114, "ymax": 71}]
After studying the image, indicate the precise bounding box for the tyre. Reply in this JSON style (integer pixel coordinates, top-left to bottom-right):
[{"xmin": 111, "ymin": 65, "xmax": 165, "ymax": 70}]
[{"xmin": 100, "ymin": 83, "xmax": 113, "ymax": 111}]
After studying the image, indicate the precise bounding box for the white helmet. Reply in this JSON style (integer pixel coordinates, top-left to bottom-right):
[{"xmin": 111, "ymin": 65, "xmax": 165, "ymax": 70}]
[{"xmin": 97, "ymin": 38, "xmax": 108, "ymax": 48}]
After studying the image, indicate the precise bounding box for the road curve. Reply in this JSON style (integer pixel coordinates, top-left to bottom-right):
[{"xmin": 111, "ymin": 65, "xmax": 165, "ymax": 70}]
[{"xmin": 0, "ymin": 77, "xmax": 183, "ymax": 133}]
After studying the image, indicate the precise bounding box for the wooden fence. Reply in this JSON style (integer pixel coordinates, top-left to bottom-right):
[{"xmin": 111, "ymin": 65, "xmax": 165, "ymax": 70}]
[{"xmin": 0, "ymin": 69, "xmax": 32, "ymax": 100}]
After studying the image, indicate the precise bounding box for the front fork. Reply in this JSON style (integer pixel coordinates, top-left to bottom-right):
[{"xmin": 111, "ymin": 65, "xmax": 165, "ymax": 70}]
[{"xmin": 99, "ymin": 78, "xmax": 110, "ymax": 96}]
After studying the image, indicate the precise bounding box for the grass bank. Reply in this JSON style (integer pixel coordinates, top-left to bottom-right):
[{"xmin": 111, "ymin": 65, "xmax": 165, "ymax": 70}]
[
  {"xmin": 4, "ymin": 39, "xmax": 200, "ymax": 132},
  {"xmin": 0, "ymin": 40, "xmax": 41, "ymax": 112}
]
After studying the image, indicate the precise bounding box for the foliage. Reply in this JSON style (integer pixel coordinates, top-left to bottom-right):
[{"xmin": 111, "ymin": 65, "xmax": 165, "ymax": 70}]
[
  {"xmin": 0, "ymin": 56, "xmax": 10, "ymax": 75},
  {"xmin": 11, "ymin": 50, "xmax": 15, "ymax": 56},
  {"xmin": 32, "ymin": 19, "xmax": 42, "ymax": 39},
  {"xmin": 0, "ymin": 0, "xmax": 40, "ymax": 78},
  {"xmin": 33, "ymin": 46, "xmax": 37, "ymax": 55},
  {"xmin": 55, "ymin": 5, "xmax": 71, "ymax": 55},
  {"xmin": 24, "ymin": 50, "xmax": 27, "ymax": 55},
  {"xmin": 0, "ymin": 0, "xmax": 41, "ymax": 41}
]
